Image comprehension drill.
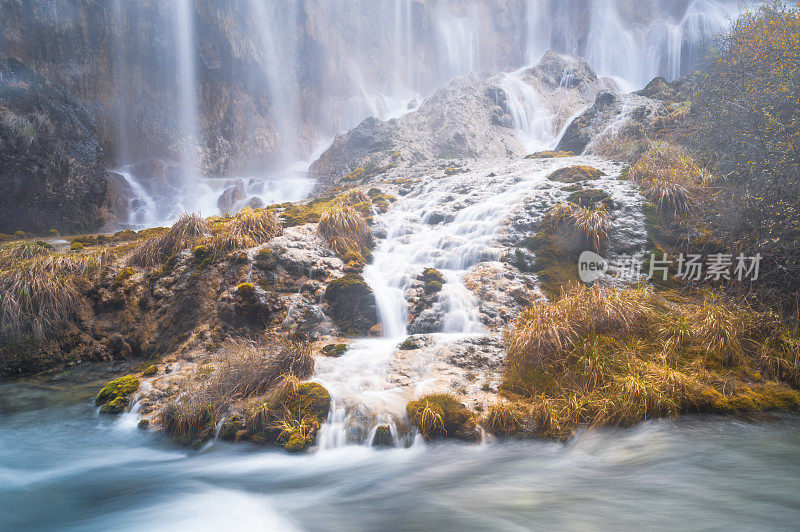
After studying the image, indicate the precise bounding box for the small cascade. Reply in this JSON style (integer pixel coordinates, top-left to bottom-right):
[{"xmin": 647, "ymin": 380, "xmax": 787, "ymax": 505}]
[
  {"xmin": 313, "ymin": 152, "xmax": 623, "ymax": 448},
  {"xmin": 499, "ymin": 69, "xmax": 556, "ymax": 152}
]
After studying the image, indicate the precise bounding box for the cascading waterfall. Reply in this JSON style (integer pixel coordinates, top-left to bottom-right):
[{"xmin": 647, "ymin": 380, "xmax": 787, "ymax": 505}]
[
  {"xmin": 173, "ymin": 0, "xmax": 201, "ymax": 213},
  {"xmin": 107, "ymin": 0, "xmax": 747, "ymax": 227}
]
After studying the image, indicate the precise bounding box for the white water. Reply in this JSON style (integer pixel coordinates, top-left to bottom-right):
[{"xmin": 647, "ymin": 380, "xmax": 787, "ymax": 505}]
[
  {"xmin": 499, "ymin": 68, "xmax": 557, "ymax": 152},
  {"xmin": 314, "ymin": 156, "xmax": 625, "ymax": 448}
]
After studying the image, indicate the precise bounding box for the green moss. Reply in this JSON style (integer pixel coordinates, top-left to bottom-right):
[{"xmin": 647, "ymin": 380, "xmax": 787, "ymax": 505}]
[
  {"xmin": 525, "ymin": 150, "xmax": 575, "ymax": 159},
  {"xmin": 70, "ymin": 241, "xmax": 84, "ymax": 251},
  {"xmin": 296, "ymin": 382, "xmax": 332, "ymax": 423},
  {"xmin": 96, "ymin": 374, "xmax": 140, "ymax": 414},
  {"xmin": 548, "ymin": 166, "xmax": 606, "ymax": 183},
  {"xmin": 100, "ymin": 396, "xmax": 128, "ymax": 414},
  {"xmin": 284, "ymin": 432, "xmax": 309, "ymax": 452},
  {"xmin": 193, "ymin": 244, "xmax": 211, "ymax": 261},
  {"xmin": 141, "ymin": 365, "xmax": 158, "ymax": 377},
  {"xmin": 219, "ymin": 414, "xmax": 244, "ymax": 441},
  {"xmin": 406, "ymin": 393, "xmax": 477, "ymax": 441},
  {"xmin": 115, "ymin": 266, "xmax": 135, "ymax": 284},
  {"xmin": 567, "ymin": 189, "xmax": 614, "ymax": 209},
  {"xmin": 236, "ymin": 282, "xmax": 255, "ymax": 297},
  {"xmin": 321, "ymin": 344, "xmax": 348, "ymax": 357},
  {"xmin": 399, "ymin": 337, "xmax": 417, "ymax": 350},
  {"xmin": 424, "ymin": 280, "xmax": 443, "ymax": 294}
]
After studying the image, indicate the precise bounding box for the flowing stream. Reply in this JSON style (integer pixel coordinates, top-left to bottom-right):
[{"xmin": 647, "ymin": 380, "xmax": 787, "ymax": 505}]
[{"xmin": 2, "ymin": 402, "xmax": 799, "ymax": 530}]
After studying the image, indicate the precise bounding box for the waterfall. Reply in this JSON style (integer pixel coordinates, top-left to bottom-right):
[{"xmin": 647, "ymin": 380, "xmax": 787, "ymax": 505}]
[
  {"xmin": 499, "ymin": 68, "xmax": 556, "ymax": 152},
  {"xmin": 174, "ymin": 0, "xmax": 200, "ymax": 198},
  {"xmin": 103, "ymin": 0, "xmax": 748, "ymax": 227}
]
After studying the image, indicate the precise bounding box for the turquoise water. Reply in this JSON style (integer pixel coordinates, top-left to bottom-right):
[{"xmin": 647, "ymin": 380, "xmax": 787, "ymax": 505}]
[{"xmin": 2, "ymin": 402, "xmax": 799, "ymax": 531}]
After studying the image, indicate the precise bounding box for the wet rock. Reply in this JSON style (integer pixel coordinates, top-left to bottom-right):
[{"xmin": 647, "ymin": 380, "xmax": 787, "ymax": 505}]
[
  {"xmin": 323, "ymin": 274, "xmax": 378, "ymax": 335},
  {"xmin": 217, "ymin": 183, "xmax": 246, "ymax": 213},
  {"xmin": 372, "ymin": 425, "xmax": 394, "ymax": 448},
  {"xmin": 406, "ymin": 393, "xmax": 478, "ymax": 441},
  {"xmin": 321, "ymin": 344, "xmax": 348, "ymax": 357}
]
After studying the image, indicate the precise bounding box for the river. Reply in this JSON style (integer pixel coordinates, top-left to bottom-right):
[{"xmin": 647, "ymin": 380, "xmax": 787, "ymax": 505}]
[{"xmin": 2, "ymin": 401, "xmax": 799, "ymax": 530}]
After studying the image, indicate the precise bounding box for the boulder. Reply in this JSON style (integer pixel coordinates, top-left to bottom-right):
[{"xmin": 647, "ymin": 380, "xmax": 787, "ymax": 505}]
[{"xmin": 323, "ymin": 273, "xmax": 378, "ymax": 335}]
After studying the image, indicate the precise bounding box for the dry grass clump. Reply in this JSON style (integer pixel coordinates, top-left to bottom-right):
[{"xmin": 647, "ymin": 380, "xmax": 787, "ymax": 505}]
[
  {"xmin": 630, "ymin": 142, "xmax": 709, "ymax": 216},
  {"xmin": 0, "ymin": 251, "xmax": 109, "ymax": 342},
  {"xmin": 0, "ymin": 241, "xmax": 52, "ymax": 268},
  {"xmin": 548, "ymin": 202, "xmax": 611, "ymax": 252},
  {"xmin": 501, "ymin": 284, "xmax": 800, "ymax": 439},
  {"xmin": 211, "ymin": 208, "xmax": 283, "ymax": 255},
  {"xmin": 128, "ymin": 213, "xmax": 210, "ymax": 267},
  {"xmin": 318, "ymin": 204, "xmax": 373, "ymax": 256},
  {"xmin": 207, "ymin": 339, "xmax": 314, "ymax": 400},
  {"xmin": 157, "ymin": 339, "xmax": 326, "ymax": 449}
]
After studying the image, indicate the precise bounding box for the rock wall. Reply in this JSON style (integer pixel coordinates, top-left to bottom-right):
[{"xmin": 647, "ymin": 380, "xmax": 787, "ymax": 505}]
[{"xmin": 0, "ymin": 54, "xmax": 107, "ymax": 234}]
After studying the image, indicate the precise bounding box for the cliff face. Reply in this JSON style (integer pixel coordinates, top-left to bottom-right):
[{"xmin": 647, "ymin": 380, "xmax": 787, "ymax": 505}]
[
  {"xmin": 0, "ymin": 0, "xmax": 722, "ymax": 179},
  {"xmin": 0, "ymin": 54, "xmax": 107, "ymax": 234}
]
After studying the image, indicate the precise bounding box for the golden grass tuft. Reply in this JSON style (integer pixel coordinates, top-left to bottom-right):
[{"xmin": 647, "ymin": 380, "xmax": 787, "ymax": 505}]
[
  {"xmin": 547, "ymin": 202, "xmax": 611, "ymax": 252},
  {"xmin": 318, "ymin": 204, "xmax": 373, "ymax": 256},
  {"xmin": 211, "ymin": 208, "xmax": 283, "ymax": 256},
  {"xmin": 630, "ymin": 142, "xmax": 709, "ymax": 217},
  {"xmin": 128, "ymin": 213, "xmax": 210, "ymax": 267}
]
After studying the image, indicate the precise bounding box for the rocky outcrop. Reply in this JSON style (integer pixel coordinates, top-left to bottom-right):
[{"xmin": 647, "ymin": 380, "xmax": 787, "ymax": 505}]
[
  {"xmin": 556, "ymin": 85, "xmax": 671, "ymax": 156},
  {"xmin": 310, "ymin": 52, "xmax": 614, "ymax": 189},
  {"xmin": 0, "ymin": 54, "xmax": 107, "ymax": 234}
]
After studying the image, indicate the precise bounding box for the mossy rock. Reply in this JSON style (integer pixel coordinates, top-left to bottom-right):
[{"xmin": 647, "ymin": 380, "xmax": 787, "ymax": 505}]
[
  {"xmin": 100, "ymin": 396, "xmax": 128, "ymax": 414},
  {"xmin": 525, "ymin": 150, "xmax": 574, "ymax": 159},
  {"xmin": 141, "ymin": 364, "xmax": 158, "ymax": 377},
  {"xmin": 284, "ymin": 432, "xmax": 309, "ymax": 452},
  {"xmin": 296, "ymin": 382, "xmax": 332, "ymax": 423},
  {"xmin": 372, "ymin": 425, "xmax": 394, "ymax": 447},
  {"xmin": 399, "ymin": 337, "xmax": 419, "ymax": 350},
  {"xmin": 406, "ymin": 393, "xmax": 477, "ymax": 441},
  {"xmin": 321, "ymin": 344, "xmax": 348, "ymax": 357},
  {"xmin": 115, "ymin": 266, "xmax": 135, "ymax": 284},
  {"xmin": 548, "ymin": 166, "xmax": 606, "ymax": 183},
  {"xmin": 422, "ymin": 268, "xmax": 444, "ymax": 284},
  {"xmin": 219, "ymin": 414, "xmax": 244, "ymax": 441},
  {"xmin": 567, "ymin": 188, "xmax": 614, "ymax": 209},
  {"xmin": 96, "ymin": 374, "xmax": 140, "ymax": 413},
  {"xmin": 424, "ymin": 280, "xmax": 443, "ymax": 294},
  {"xmin": 323, "ymin": 273, "xmax": 378, "ymax": 335}
]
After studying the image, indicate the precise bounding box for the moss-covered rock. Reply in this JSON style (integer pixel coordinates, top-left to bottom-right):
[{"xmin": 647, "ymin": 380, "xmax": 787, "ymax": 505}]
[
  {"xmin": 321, "ymin": 343, "xmax": 348, "ymax": 357},
  {"xmin": 323, "ymin": 273, "xmax": 378, "ymax": 335},
  {"xmin": 548, "ymin": 166, "xmax": 606, "ymax": 183},
  {"xmin": 525, "ymin": 150, "xmax": 574, "ymax": 159},
  {"xmin": 96, "ymin": 374, "xmax": 140, "ymax": 414},
  {"xmin": 372, "ymin": 424, "xmax": 394, "ymax": 447},
  {"xmin": 219, "ymin": 414, "xmax": 244, "ymax": 441},
  {"xmin": 141, "ymin": 364, "xmax": 158, "ymax": 377},
  {"xmin": 424, "ymin": 280, "xmax": 443, "ymax": 294},
  {"xmin": 567, "ymin": 188, "xmax": 614, "ymax": 209},
  {"xmin": 406, "ymin": 393, "xmax": 477, "ymax": 441}
]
